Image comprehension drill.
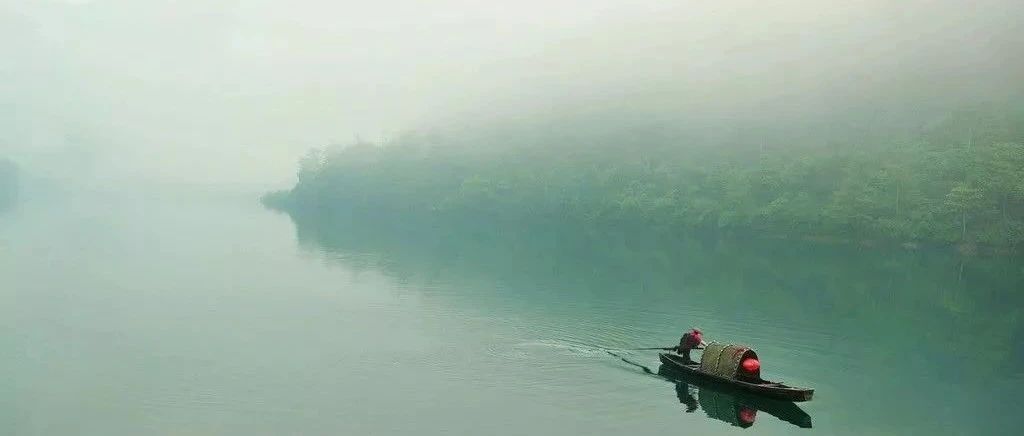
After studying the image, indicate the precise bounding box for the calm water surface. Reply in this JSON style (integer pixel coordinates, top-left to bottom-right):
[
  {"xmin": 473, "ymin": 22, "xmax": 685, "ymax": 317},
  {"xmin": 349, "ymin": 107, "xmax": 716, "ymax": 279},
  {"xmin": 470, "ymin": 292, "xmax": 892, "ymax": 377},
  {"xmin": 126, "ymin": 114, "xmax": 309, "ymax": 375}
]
[{"xmin": 3, "ymin": 195, "xmax": 1022, "ymax": 435}]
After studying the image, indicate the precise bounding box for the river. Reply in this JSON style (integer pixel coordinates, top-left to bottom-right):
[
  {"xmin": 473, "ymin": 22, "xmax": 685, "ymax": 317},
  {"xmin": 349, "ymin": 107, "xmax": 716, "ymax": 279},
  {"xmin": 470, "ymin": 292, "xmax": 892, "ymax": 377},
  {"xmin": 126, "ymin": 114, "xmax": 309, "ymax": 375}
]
[{"xmin": 3, "ymin": 194, "xmax": 1022, "ymax": 435}]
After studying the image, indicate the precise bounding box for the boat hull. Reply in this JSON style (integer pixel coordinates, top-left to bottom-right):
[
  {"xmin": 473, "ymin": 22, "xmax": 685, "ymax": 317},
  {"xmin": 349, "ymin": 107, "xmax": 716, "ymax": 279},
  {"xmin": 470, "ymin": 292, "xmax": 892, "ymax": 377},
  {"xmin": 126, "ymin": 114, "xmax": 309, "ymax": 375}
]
[{"xmin": 659, "ymin": 353, "xmax": 814, "ymax": 402}]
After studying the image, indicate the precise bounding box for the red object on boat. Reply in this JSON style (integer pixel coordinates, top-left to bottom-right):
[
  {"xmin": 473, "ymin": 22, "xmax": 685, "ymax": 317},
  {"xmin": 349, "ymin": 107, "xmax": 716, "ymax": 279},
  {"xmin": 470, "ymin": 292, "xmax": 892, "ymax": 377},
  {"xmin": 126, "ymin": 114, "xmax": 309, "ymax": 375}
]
[
  {"xmin": 741, "ymin": 358, "xmax": 760, "ymax": 373},
  {"xmin": 738, "ymin": 407, "xmax": 757, "ymax": 424}
]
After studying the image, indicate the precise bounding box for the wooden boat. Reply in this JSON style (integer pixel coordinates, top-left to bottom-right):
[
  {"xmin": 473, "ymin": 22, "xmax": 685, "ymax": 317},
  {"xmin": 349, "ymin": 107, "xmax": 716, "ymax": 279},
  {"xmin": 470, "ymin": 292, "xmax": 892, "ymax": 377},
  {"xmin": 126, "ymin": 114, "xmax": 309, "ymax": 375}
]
[
  {"xmin": 657, "ymin": 361, "xmax": 813, "ymax": 428},
  {"xmin": 659, "ymin": 343, "xmax": 814, "ymax": 402}
]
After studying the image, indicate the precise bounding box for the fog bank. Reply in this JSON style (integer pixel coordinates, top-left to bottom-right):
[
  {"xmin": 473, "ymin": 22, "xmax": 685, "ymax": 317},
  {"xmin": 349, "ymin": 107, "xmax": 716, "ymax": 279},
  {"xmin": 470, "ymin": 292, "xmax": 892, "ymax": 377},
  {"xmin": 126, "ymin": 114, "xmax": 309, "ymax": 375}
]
[{"xmin": 2, "ymin": 0, "xmax": 1021, "ymax": 190}]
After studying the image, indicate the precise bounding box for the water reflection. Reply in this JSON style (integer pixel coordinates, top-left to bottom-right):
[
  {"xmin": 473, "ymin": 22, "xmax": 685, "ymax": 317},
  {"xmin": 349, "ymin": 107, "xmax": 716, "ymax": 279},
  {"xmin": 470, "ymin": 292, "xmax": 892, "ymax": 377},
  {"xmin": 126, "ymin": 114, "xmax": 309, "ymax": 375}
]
[
  {"xmin": 285, "ymin": 210, "xmax": 1024, "ymax": 379},
  {"xmin": 279, "ymin": 208, "xmax": 1024, "ymax": 434},
  {"xmin": 659, "ymin": 363, "xmax": 813, "ymax": 429},
  {"xmin": 611, "ymin": 351, "xmax": 812, "ymax": 430}
]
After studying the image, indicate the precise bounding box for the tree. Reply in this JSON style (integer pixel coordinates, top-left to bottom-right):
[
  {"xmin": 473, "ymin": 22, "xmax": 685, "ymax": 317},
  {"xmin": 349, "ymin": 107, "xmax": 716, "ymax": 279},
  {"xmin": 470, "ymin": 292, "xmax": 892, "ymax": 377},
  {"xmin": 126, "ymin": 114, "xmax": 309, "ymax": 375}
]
[
  {"xmin": 977, "ymin": 143, "xmax": 1024, "ymax": 224},
  {"xmin": 944, "ymin": 182, "xmax": 985, "ymax": 242}
]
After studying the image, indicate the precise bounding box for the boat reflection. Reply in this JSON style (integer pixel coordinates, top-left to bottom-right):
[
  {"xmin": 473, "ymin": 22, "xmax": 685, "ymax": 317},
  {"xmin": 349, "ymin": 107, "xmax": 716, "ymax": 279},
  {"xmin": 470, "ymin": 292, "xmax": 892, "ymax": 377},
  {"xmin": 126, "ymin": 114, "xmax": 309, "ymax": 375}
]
[{"xmin": 658, "ymin": 363, "xmax": 813, "ymax": 429}]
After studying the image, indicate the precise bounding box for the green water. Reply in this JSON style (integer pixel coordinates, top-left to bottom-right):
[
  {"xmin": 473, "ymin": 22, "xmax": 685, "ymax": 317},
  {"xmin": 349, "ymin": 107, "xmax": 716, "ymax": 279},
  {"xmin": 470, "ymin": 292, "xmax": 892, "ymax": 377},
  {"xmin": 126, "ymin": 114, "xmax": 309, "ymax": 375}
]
[{"xmin": 3, "ymin": 196, "xmax": 1022, "ymax": 435}]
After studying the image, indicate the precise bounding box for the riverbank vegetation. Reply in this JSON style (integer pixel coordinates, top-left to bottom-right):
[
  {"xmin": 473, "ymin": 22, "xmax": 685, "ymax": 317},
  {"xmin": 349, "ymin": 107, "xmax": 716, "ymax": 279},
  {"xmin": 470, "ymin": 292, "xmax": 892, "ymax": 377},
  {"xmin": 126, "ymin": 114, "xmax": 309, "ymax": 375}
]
[{"xmin": 266, "ymin": 106, "xmax": 1024, "ymax": 252}]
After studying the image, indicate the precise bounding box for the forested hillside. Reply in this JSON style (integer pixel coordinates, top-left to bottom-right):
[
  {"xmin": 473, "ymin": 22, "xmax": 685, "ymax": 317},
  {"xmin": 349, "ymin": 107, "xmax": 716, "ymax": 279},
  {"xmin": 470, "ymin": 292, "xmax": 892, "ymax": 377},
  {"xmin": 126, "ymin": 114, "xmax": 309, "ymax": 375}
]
[{"xmin": 266, "ymin": 107, "xmax": 1024, "ymax": 252}]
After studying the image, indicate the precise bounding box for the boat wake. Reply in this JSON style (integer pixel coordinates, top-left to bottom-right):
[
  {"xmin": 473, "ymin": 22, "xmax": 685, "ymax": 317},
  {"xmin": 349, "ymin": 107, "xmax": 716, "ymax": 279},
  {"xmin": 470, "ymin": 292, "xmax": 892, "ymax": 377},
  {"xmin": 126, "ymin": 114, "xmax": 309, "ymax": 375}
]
[{"xmin": 509, "ymin": 338, "xmax": 654, "ymax": 358}]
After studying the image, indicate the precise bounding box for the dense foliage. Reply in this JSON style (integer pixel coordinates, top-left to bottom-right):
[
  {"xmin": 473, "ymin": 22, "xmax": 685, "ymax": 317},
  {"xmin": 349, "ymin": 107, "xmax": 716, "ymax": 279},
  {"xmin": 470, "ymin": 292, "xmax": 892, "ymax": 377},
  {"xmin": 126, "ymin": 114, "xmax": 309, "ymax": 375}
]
[
  {"xmin": 0, "ymin": 158, "xmax": 18, "ymax": 211},
  {"xmin": 267, "ymin": 107, "xmax": 1024, "ymax": 251}
]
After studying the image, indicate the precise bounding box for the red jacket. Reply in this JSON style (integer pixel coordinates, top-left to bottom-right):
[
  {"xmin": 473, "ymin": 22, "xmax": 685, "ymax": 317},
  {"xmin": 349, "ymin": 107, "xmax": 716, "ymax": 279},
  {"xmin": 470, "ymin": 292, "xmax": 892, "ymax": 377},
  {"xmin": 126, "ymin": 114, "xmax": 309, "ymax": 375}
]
[{"xmin": 679, "ymin": 330, "xmax": 703, "ymax": 350}]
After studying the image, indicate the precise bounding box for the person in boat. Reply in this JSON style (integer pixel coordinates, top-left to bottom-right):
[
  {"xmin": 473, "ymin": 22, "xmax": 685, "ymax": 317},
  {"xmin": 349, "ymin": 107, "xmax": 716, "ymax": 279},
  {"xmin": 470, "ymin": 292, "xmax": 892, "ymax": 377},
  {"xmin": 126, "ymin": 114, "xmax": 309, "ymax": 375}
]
[{"xmin": 675, "ymin": 327, "xmax": 707, "ymax": 364}]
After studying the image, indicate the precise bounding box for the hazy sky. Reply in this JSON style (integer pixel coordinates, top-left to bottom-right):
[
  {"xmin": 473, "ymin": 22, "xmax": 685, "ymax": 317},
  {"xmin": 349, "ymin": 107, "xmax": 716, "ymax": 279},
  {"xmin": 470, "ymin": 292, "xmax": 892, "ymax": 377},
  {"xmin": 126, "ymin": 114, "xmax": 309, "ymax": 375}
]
[{"xmin": 2, "ymin": 0, "xmax": 1021, "ymax": 189}]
